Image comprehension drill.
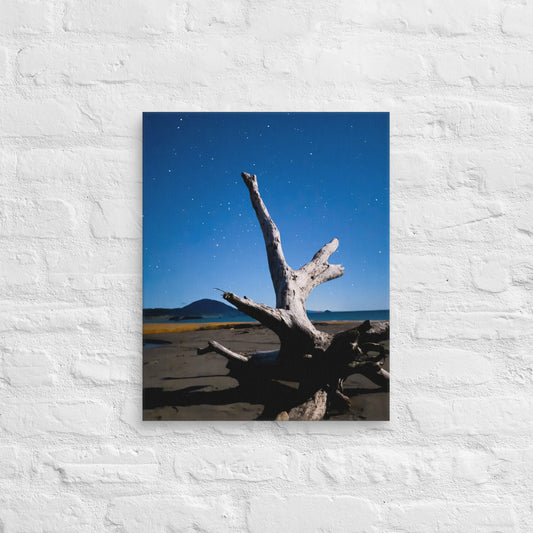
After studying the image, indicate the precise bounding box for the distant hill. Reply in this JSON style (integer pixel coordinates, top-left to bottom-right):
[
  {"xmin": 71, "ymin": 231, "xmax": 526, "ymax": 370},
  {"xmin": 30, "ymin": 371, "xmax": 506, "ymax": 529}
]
[
  {"xmin": 143, "ymin": 299, "xmax": 244, "ymax": 320},
  {"xmin": 179, "ymin": 299, "xmax": 241, "ymax": 316}
]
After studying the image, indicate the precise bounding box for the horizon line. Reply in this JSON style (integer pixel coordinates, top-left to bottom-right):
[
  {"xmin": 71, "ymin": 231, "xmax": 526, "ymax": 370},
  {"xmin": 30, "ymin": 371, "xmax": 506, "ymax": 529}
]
[{"xmin": 143, "ymin": 306, "xmax": 390, "ymax": 313}]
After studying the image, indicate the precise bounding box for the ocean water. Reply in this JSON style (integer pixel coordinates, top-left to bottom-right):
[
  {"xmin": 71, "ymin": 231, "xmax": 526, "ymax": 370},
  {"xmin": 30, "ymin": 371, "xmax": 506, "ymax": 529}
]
[
  {"xmin": 145, "ymin": 309, "xmax": 389, "ymax": 324},
  {"xmin": 308, "ymin": 310, "xmax": 389, "ymax": 322}
]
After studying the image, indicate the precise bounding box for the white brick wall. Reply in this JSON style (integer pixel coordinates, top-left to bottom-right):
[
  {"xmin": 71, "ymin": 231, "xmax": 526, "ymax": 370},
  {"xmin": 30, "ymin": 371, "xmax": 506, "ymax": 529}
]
[{"xmin": 1, "ymin": 1, "xmax": 532, "ymax": 531}]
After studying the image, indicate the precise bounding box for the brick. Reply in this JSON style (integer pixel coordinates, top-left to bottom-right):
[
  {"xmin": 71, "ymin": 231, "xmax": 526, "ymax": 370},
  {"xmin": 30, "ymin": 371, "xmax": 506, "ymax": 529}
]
[
  {"xmin": 360, "ymin": 50, "xmax": 427, "ymax": 84},
  {"xmin": 48, "ymin": 271, "xmax": 134, "ymax": 297},
  {"xmin": 515, "ymin": 202, "xmax": 533, "ymax": 235},
  {"xmin": 408, "ymin": 397, "xmax": 533, "ymax": 435},
  {"xmin": 0, "ymin": 401, "xmax": 112, "ymax": 436},
  {"xmin": 453, "ymin": 449, "xmax": 495, "ymax": 485},
  {"xmin": 392, "ymin": 254, "xmax": 461, "ymax": 292},
  {"xmin": 435, "ymin": 50, "xmax": 533, "ymax": 87},
  {"xmin": 134, "ymin": 43, "xmax": 234, "ymax": 84},
  {"xmin": 491, "ymin": 446, "xmax": 533, "ymax": 484},
  {"xmin": 0, "ymin": 198, "xmax": 76, "ymax": 238},
  {"xmin": 0, "ymin": 446, "xmax": 26, "ymax": 479},
  {"xmin": 388, "ymin": 500, "xmax": 517, "ymax": 532},
  {"xmin": 42, "ymin": 445, "xmax": 158, "ymax": 483},
  {"xmin": 48, "ymin": 276, "xmax": 140, "ymax": 310},
  {"xmin": 427, "ymin": 214, "xmax": 508, "ymax": 244},
  {"xmin": 117, "ymin": 42, "xmax": 232, "ymax": 85},
  {"xmin": 247, "ymin": 2, "xmax": 311, "ymax": 39},
  {"xmin": 394, "ymin": 198, "xmax": 504, "ymax": 242},
  {"xmin": 175, "ymin": 446, "xmax": 295, "ymax": 482},
  {"xmin": 17, "ymin": 45, "xmax": 130, "ymax": 86},
  {"xmin": 503, "ymin": 350, "xmax": 533, "ymax": 387},
  {"xmin": 90, "ymin": 199, "xmax": 140, "ymax": 239},
  {"xmin": 446, "ymin": 100, "xmax": 518, "ymax": 138},
  {"xmin": 106, "ymin": 495, "xmax": 234, "ymax": 532},
  {"xmin": 0, "ymin": 248, "xmax": 42, "ymax": 286},
  {"xmin": 0, "ymin": 149, "xmax": 16, "ymax": 185},
  {"xmin": 71, "ymin": 352, "xmax": 134, "ymax": 384},
  {"xmin": 63, "ymin": 0, "xmax": 177, "ymax": 35},
  {"xmin": 305, "ymin": 46, "xmax": 427, "ymax": 86},
  {"xmin": 0, "ymin": 47, "xmax": 8, "ymax": 83},
  {"xmin": 185, "ymin": 0, "xmax": 248, "ymax": 32},
  {"xmin": 0, "ymin": 0, "xmax": 53, "ymax": 34},
  {"xmin": 211, "ymin": 421, "xmax": 262, "ymax": 436},
  {"xmin": 120, "ymin": 397, "xmax": 195, "ymax": 435},
  {"xmin": 310, "ymin": 47, "xmax": 363, "ymax": 84},
  {"xmin": 84, "ymin": 88, "xmax": 177, "ymax": 137},
  {"xmin": 512, "ymin": 260, "xmax": 533, "ymax": 289},
  {"xmin": 17, "ymin": 42, "xmax": 234, "ymax": 89},
  {"xmin": 46, "ymin": 244, "xmax": 140, "ymax": 277},
  {"xmin": 465, "ymin": 101, "xmax": 519, "ymax": 138},
  {"xmin": 502, "ymin": 3, "xmax": 533, "ymax": 36},
  {"xmin": 2, "ymin": 349, "xmax": 55, "ymax": 386},
  {"xmin": 308, "ymin": 446, "xmax": 451, "ymax": 486},
  {"xmin": 1, "ymin": 495, "xmax": 92, "ymax": 532},
  {"xmin": 448, "ymin": 150, "xmax": 533, "ymax": 193},
  {"xmin": 396, "ymin": 348, "xmax": 493, "ymax": 385},
  {"xmin": 281, "ymin": 419, "xmax": 394, "ymax": 436},
  {"xmin": 262, "ymin": 42, "xmax": 304, "ymax": 75},
  {"xmin": 0, "ymin": 305, "xmax": 117, "ymax": 334},
  {"xmin": 415, "ymin": 311, "xmax": 533, "ymax": 340},
  {"xmin": 339, "ymin": 0, "xmax": 491, "ymax": 36},
  {"xmin": 0, "ymin": 98, "xmax": 97, "ymax": 137},
  {"xmin": 471, "ymin": 255, "xmax": 510, "ymax": 293},
  {"xmin": 391, "ymin": 100, "xmax": 518, "ymax": 139},
  {"xmin": 248, "ymin": 495, "xmax": 378, "ymax": 532},
  {"xmin": 391, "ymin": 151, "xmax": 436, "ymax": 190},
  {"xmin": 17, "ymin": 148, "xmax": 139, "ymax": 190}
]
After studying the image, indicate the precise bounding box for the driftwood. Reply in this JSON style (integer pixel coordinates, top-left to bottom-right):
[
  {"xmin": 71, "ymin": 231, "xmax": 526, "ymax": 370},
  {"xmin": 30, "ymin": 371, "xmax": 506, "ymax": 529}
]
[{"xmin": 198, "ymin": 172, "xmax": 389, "ymax": 420}]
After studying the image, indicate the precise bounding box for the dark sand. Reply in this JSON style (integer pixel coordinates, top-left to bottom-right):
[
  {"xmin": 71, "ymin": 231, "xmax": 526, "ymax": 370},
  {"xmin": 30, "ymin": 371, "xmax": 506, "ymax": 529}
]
[{"xmin": 143, "ymin": 321, "xmax": 389, "ymax": 421}]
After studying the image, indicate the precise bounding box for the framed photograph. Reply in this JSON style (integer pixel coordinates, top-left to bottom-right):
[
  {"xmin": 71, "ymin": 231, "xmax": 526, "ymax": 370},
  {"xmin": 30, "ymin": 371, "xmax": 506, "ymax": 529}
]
[{"xmin": 143, "ymin": 112, "xmax": 389, "ymax": 421}]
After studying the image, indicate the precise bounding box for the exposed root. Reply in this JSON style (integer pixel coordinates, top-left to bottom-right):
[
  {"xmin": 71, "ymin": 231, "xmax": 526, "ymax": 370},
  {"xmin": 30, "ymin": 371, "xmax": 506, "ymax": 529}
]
[
  {"xmin": 286, "ymin": 389, "xmax": 328, "ymax": 421},
  {"xmin": 197, "ymin": 340, "xmax": 250, "ymax": 363}
]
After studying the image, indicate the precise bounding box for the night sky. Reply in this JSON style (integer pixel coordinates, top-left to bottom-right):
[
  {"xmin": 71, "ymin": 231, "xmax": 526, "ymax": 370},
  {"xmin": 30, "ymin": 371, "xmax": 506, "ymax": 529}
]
[{"xmin": 143, "ymin": 112, "xmax": 389, "ymax": 311}]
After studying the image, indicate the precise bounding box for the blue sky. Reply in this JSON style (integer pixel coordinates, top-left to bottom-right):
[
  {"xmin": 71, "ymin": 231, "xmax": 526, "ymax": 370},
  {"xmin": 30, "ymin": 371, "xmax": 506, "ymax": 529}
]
[{"xmin": 143, "ymin": 112, "xmax": 389, "ymax": 311}]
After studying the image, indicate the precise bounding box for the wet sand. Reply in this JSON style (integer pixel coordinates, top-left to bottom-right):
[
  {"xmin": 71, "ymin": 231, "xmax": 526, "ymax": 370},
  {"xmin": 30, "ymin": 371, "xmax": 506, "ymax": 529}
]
[{"xmin": 143, "ymin": 321, "xmax": 389, "ymax": 421}]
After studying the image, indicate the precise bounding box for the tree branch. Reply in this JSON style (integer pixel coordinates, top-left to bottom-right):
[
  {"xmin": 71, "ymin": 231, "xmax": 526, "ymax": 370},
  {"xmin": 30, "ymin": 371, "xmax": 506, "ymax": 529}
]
[
  {"xmin": 348, "ymin": 361, "xmax": 390, "ymax": 390},
  {"xmin": 359, "ymin": 322, "xmax": 389, "ymax": 345},
  {"xmin": 222, "ymin": 291, "xmax": 288, "ymax": 333},
  {"xmin": 303, "ymin": 237, "xmax": 340, "ymax": 269},
  {"xmin": 241, "ymin": 172, "xmax": 292, "ymax": 306},
  {"xmin": 297, "ymin": 238, "xmax": 344, "ymax": 296},
  {"xmin": 275, "ymin": 389, "xmax": 328, "ymax": 421},
  {"xmin": 198, "ymin": 340, "xmax": 250, "ymax": 363}
]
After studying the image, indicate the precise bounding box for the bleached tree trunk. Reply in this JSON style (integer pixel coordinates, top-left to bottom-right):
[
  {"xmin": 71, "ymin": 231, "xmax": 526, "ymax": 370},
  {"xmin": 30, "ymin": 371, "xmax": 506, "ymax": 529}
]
[
  {"xmin": 224, "ymin": 173, "xmax": 344, "ymax": 358},
  {"xmin": 200, "ymin": 172, "xmax": 389, "ymax": 420}
]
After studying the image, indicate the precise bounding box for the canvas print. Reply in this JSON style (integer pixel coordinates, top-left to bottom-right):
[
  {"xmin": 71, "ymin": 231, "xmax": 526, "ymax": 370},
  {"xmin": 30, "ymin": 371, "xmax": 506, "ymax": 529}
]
[{"xmin": 143, "ymin": 112, "xmax": 389, "ymax": 421}]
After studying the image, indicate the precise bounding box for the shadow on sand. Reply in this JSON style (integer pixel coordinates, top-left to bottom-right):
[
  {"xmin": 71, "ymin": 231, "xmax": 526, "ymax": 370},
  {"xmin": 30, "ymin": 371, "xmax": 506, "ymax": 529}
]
[
  {"xmin": 143, "ymin": 379, "xmax": 384, "ymax": 420},
  {"xmin": 143, "ymin": 378, "xmax": 319, "ymax": 420}
]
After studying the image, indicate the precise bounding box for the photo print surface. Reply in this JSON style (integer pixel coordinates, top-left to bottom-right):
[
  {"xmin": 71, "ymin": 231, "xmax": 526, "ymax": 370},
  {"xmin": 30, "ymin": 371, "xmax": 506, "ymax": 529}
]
[{"xmin": 143, "ymin": 112, "xmax": 389, "ymax": 421}]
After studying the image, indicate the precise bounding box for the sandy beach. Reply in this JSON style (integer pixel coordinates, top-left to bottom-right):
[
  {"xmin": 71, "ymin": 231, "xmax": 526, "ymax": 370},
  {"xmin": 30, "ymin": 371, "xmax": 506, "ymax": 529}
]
[{"xmin": 143, "ymin": 321, "xmax": 389, "ymax": 421}]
